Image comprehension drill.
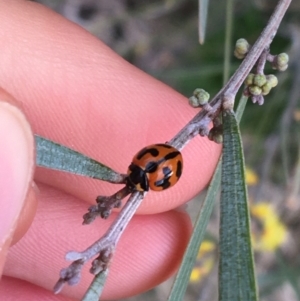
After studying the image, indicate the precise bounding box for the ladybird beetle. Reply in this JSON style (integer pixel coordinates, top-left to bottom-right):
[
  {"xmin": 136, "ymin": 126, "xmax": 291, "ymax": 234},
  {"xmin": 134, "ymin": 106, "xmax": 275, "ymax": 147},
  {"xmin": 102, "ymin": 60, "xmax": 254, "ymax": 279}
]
[{"xmin": 127, "ymin": 144, "xmax": 183, "ymax": 192}]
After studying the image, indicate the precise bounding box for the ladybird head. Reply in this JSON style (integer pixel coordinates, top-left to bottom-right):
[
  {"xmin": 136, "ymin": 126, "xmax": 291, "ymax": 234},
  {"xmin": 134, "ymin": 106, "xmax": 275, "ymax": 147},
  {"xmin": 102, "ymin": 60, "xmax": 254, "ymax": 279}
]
[{"xmin": 127, "ymin": 163, "xmax": 149, "ymax": 191}]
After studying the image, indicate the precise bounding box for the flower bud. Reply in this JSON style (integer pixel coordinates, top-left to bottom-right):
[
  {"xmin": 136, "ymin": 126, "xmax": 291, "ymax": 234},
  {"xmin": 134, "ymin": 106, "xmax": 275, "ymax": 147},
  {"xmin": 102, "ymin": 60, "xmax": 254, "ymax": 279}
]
[
  {"xmin": 245, "ymin": 73, "xmax": 255, "ymax": 86},
  {"xmin": 190, "ymin": 88, "xmax": 210, "ymax": 106},
  {"xmin": 189, "ymin": 96, "xmax": 201, "ymax": 108},
  {"xmin": 276, "ymin": 53, "xmax": 289, "ymax": 67},
  {"xmin": 249, "ymin": 85, "xmax": 262, "ymax": 96},
  {"xmin": 266, "ymin": 74, "xmax": 278, "ymax": 88},
  {"xmin": 253, "ymin": 74, "xmax": 267, "ymax": 87},
  {"xmin": 261, "ymin": 83, "xmax": 272, "ymax": 95},
  {"xmin": 235, "ymin": 38, "xmax": 250, "ymax": 55}
]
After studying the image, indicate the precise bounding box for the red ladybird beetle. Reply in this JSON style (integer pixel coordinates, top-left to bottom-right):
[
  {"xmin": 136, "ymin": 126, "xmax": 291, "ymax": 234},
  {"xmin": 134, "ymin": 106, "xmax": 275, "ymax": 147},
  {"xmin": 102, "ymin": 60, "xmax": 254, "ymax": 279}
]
[{"xmin": 127, "ymin": 144, "xmax": 183, "ymax": 191}]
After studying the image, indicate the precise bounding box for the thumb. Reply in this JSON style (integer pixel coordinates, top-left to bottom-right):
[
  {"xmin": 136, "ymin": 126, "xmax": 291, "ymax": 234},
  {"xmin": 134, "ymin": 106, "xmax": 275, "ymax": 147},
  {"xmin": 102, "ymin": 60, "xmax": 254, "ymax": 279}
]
[{"xmin": 0, "ymin": 97, "xmax": 35, "ymax": 274}]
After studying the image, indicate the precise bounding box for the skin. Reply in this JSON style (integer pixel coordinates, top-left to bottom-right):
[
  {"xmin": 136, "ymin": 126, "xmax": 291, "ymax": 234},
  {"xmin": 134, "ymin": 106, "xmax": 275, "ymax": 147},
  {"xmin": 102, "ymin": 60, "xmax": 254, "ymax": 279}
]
[{"xmin": 0, "ymin": 1, "xmax": 221, "ymax": 300}]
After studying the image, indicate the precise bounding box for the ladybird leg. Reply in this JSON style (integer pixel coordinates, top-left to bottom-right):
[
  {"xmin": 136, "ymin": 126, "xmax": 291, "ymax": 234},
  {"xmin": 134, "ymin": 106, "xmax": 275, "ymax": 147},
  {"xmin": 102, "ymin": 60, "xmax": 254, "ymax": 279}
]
[{"xmin": 83, "ymin": 186, "xmax": 131, "ymax": 222}]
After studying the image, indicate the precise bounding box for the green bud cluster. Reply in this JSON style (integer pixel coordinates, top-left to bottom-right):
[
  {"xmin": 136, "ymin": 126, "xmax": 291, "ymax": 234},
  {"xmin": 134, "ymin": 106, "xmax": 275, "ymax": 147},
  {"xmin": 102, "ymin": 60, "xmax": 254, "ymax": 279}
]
[
  {"xmin": 245, "ymin": 73, "xmax": 278, "ymax": 96},
  {"xmin": 189, "ymin": 88, "xmax": 210, "ymax": 108},
  {"xmin": 273, "ymin": 53, "xmax": 289, "ymax": 71},
  {"xmin": 234, "ymin": 38, "xmax": 250, "ymax": 59}
]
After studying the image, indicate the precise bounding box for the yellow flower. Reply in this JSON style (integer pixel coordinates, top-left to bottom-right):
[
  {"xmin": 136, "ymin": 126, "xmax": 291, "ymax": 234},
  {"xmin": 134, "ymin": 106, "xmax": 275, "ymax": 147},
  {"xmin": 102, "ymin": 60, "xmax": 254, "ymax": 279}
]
[
  {"xmin": 198, "ymin": 240, "xmax": 215, "ymax": 256},
  {"xmin": 251, "ymin": 202, "xmax": 287, "ymax": 251},
  {"xmin": 190, "ymin": 240, "xmax": 216, "ymax": 283},
  {"xmin": 245, "ymin": 167, "xmax": 258, "ymax": 186},
  {"xmin": 190, "ymin": 258, "xmax": 214, "ymax": 283}
]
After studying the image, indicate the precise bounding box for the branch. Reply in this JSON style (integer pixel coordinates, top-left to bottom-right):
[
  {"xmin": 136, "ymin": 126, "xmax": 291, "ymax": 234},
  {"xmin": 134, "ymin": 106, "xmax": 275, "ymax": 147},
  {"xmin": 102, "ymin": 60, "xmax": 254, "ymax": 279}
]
[
  {"xmin": 53, "ymin": 191, "xmax": 144, "ymax": 294},
  {"xmin": 168, "ymin": 0, "xmax": 292, "ymax": 151},
  {"xmin": 54, "ymin": 0, "xmax": 292, "ymax": 295}
]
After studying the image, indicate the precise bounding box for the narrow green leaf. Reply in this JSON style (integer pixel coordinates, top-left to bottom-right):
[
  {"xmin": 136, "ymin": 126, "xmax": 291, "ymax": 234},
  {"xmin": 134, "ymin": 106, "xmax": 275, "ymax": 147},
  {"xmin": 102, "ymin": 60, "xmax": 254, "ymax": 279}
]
[
  {"xmin": 219, "ymin": 109, "xmax": 257, "ymax": 301},
  {"xmin": 167, "ymin": 161, "xmax": 221, "ymax": 301},
  {"xmin": 223, "ymin": 0, "xmax": 234, "ymax": 84},
  {"xmin": 167, "ymin": 95, "xmax": 247, "ymax": 301},
  {"xmin": 235, "ymin": 94, "xmax": 248, "ymax": 123},
  {"xmin": 35, "ymin": 135, "xmax": 124, "ymax": 183},
  {"xmin": 81, "ymin": 270, "xmax": 109, "ymax": 301},
  {"xmin": 198, "ymin": 0, "xmax": 209, "ymax": 44}
]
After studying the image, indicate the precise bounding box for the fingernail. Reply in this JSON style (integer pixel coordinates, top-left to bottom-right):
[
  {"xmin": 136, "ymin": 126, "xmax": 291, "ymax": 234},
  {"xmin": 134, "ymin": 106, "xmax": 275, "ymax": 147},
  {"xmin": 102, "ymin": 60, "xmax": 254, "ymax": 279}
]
[{"xmin": 0, "ymin": 101, "xmax": 34, "ymax": 247}]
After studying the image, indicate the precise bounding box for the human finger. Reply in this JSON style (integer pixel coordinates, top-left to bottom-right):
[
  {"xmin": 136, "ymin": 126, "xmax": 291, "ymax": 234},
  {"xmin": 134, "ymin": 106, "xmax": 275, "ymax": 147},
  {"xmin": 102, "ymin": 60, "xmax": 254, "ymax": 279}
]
[
  {"xmin": 3, "ymin": 183, "xmax": 191, "ymax": 300},
  {"xmin": 0, "ymin": 276, "xmax": 75, "ymax": 301},
  {"xmin": 0, "ymin": 92, "xmax": 36, "ymax": 274},
  {"xmin": 0, "ymin": 1, "xmax": 221, "ymax": 214}
]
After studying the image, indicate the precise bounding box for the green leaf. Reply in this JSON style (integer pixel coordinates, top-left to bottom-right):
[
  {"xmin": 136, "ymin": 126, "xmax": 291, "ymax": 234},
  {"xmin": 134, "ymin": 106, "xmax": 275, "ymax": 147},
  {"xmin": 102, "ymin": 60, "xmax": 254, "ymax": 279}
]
[
  {"xmin": 235, "ymin": 95, "xmax": 248, "ymax": 123},
  {"xmin": 167, "ymin": 96, "xmax": 248, "ymax": 301},
  {"xmin": 219, "ymin": 109, "xmax": 258, "ymax": 301},
  {"xmin": 81, "ymin": 270, "xmax": 109, "ymax": 301},
  {"xmin": 35, "ymin": 135, "xmax": 124, "ymax": 183},
  {"xmin": 198, "ymin": 0, "xmax": 209, "ymax": 44},
  {"xmin": 167, "ymin": 161, "xmax": 221, "ymax": 301},
  {"xmin": 223, "ymin": 0, "xmax": 234, "ymax": 84}
]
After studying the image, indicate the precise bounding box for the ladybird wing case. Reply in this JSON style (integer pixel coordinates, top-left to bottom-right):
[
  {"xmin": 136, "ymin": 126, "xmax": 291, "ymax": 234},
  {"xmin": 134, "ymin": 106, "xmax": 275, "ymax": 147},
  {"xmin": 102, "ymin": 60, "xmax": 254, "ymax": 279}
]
[
  {"xmin": 131, "ymin": 144, "xmax": 183, "ymax": 191},
  {"xmin": 147, "ymin": 145, "xmax": 183, "ymax": 191}
]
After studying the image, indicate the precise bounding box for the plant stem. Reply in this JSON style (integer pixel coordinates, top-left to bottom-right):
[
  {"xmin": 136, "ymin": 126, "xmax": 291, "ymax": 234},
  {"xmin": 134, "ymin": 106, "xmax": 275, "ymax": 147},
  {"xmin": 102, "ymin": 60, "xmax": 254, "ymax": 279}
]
[
  {"xmin": 168, "ymin": 0, "xmax": 291, "ymax": 151},
  {"xmin": 55, "ymin": 0, "xmax": 292, "ymax": 296}
]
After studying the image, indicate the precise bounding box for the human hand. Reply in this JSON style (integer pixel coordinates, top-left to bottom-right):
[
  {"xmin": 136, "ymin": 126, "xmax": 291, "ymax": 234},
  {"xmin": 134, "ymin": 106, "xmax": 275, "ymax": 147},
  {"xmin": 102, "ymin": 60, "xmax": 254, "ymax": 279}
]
[{"xmin": 0, "ymin": 1, "xmax": 221, "ymax": 300}]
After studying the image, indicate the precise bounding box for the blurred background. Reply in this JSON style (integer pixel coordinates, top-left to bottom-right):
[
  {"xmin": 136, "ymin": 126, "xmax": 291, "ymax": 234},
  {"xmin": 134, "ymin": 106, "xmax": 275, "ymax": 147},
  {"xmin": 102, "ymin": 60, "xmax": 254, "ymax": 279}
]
[{"xmin": 32, "ymin": 0, "xmax": 300, "ymax": 300}]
